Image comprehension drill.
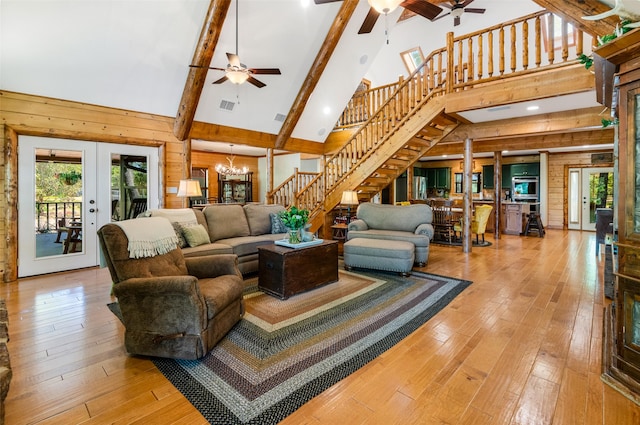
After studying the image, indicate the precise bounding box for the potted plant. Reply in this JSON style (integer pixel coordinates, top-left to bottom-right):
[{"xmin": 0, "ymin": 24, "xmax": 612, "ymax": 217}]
[
  {"xmin": 278, "ymin": 206, "xmax": 310, "ymax": 244},
  {"xmin": 56, "ymin": 170, "xmax": 82, "ymax": 186}
]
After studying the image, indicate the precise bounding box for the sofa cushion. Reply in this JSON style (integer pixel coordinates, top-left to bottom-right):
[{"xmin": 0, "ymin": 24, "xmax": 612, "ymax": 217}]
[
  {"xmin": 347, "ymin": 229, "xmax": 431, "ymax": 247},
  {"xmin": 181, "ymin": 242, "xmax": 234, "ymax": 258},
  {"xmin": 243, "ymin": 204, "xmax": 286, "ymax": 235},
  {"xmin": 355, "ymin": 203, "xmax": 432, "ymax": 232},
  {"xmin": 203, "ymin": 205, "xmax": 250, "ymax": 241},
  {"xmin": 216, "ymin": 235, "xmax": 277, "ymax": 257},
  {"xmin": 182, "ymin": 224, "xmax": 211, "ymax": 247},
  {"xmin": 270, "ymin": 212, "xmax": 288, "ymax": 234}
]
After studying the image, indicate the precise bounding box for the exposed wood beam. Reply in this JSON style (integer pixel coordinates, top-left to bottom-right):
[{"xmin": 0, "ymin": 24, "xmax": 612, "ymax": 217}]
[
  {"xmin": 429, "ymin": 128, "xmax": 613, "ymax": 156},
  {"xmin": 443, "ymin": 107, "xmax": 608, "ymax": 141},
  {"xmin": 173, "ymin": 0, "xmax": 231, "ymax": 141},
  {"xmin": 189, "ymin": 121, "xmax": 325, "ymax": 155},
  {"xmin": 531, "ymin": 0, "xmax": 618, "ymax": 37},
  {"xmin": 274, "ymin": 0, "xmax": 359, "ymax": 150}
]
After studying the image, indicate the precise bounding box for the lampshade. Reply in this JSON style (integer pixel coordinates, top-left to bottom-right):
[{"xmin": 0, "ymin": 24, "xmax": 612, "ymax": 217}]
[
  {"xmin": 368, "ymin": 0, "xmax": 402, "ymax": 14},
  {"xmin": 227, "ymin": 69, "xmax": 249, "ymax": 85},
  {"xmin": 341, "ymin": 190, "xmax": 359, "ymax": 206},
  {"xmin": 177, "ymin": 179, "xmax": 202, "ymax": 197}
]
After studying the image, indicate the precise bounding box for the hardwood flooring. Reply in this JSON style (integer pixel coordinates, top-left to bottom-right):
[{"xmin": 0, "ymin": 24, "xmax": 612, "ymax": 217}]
[{"xmin": 3, "ymin": 230, "xmax": 640, "ymax": 424}]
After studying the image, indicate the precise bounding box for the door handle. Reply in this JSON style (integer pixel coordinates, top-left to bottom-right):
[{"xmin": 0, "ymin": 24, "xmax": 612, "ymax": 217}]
[{"xmin": 89, "ymin": 208, "xmax": 96, "ymax": 213}]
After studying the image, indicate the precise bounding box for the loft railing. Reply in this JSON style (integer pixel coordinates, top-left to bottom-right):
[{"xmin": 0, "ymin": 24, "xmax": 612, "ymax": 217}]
[
  {"xmin": 291, "ymin": 10, "xmax": 592, "ymax": 217},
  {"xmin": 337, "ymin": 10, "xmax": 590, "ymax": 127}
]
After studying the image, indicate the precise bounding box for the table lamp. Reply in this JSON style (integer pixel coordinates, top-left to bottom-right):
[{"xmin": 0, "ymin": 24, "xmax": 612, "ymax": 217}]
[
  {"xmin": 341, "ymin": 190, "xmax": 359, "ymax": 223},
  {"xmin": 177, "ymin": 179, "xmax": 202, "ymax": 206}
]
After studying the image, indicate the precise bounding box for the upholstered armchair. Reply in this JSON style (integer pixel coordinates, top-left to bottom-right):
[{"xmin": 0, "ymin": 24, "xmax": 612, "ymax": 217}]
[
  {"xmin": 98, "ymin": 221, "xmax": 245, "ymax": 360},
  {"xmin": 454, "ymin": 204, "xmax": 493, "ymax": 243}
]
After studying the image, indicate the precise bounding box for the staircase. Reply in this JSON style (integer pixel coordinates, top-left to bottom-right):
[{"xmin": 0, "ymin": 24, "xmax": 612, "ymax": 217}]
[{"xmin": 270, "ymin": 10, "xmax": 592, "ymax": 233}]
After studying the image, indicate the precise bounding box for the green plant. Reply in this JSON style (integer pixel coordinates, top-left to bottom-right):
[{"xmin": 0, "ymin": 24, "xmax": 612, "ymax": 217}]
[
  {"xmin": 602, "ymin": 118, "xmax": 618, "ymax": 128},
  {"xmin": 579, "ymin": 20, "xmax": 633, "ymax": 70},
  {"xmin": 56, "ymin": 170, "xmax": 82, "ymax": 185},
  {"xmin": 278, "ymin": 206, "xmax": 309, "ymax": 230}
]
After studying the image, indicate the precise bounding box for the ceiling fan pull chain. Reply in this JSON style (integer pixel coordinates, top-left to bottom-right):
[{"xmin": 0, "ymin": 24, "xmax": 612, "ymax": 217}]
[{"xmin": 384, "ymin": 14, "xmax": 390, "ymax": 44}]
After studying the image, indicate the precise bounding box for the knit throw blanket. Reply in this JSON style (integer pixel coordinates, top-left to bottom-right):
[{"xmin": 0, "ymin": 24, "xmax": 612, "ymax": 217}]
[
  {"xmin": 115, "ymin": 217, "xmax": 179, "ymax": 258},
  {"xmin": 148, "ymin": 208, "xmax": 197, "ymax": 225}
]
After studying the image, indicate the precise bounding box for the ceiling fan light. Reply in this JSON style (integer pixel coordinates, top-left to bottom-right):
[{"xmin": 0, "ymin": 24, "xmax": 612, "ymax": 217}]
[
  {"xmin": 451, "ymin": 7, "xmax": 464, "ymax": 18},
  {"xmin": 227, "ymin": 70, "xmax": 249, "ymax": 84},
  {"xmin": 367, "ymin": 0, "xmax": 402, "ymax": 14}
]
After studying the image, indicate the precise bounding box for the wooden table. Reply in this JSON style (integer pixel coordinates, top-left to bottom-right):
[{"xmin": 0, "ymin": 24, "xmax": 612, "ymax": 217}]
[
  {"xmin": 258, "ymin": 240, "xmax": 338, "ymax": 299},
  {"xmin": 63, "ymin": 224, "xmax": 82, "ymax": 254}
]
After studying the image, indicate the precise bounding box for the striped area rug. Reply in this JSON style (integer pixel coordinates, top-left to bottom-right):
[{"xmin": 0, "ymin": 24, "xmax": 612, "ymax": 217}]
[{"xmin": 153, "ymin": 269, "xmax": 471, "ymax": 425}]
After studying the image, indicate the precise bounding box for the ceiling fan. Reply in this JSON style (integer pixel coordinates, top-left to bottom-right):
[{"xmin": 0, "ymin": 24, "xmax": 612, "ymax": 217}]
[
  {"xmin": 190, "ymin": 0, "xmax": 281, "ymax": 88},
  {"xmin": 436, "ymin": 0, "xmax": 485, "ymax": 26},
  {"xmin": 314, "ymin": 0, "xmax": 443, "ymax": 34}
]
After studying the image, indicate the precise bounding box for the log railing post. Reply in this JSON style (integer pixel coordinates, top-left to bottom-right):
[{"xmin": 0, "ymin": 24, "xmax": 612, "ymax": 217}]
[{"xmin": 446, "ymin": 32, "xmax": 455, "ymax": 94}]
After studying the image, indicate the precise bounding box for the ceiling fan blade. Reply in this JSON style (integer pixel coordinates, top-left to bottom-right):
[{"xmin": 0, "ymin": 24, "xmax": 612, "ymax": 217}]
[
  {"xmin": 464, "ymin": 8, "xmax": 485, "ymax": 13},
  {"xmin": 189, "ymin": 65, "xmax": 226, "ymax": 71},
  {"xmin": 400, "ymin": 0, "xmax": 443, "ymax": 21},
  {"xmin": 440, "ymin": 2, "xmax": 454, "ymax": 10},
  {"xmin": 432, "ymin": 11, "xmax": 450, "ymax": 22},
  {"xmin": 247, "ymin": 76, "xmax": 266, "ymax": 88},
  {"xmin": 460, "ymin": 0, "xmax": 475, "ymax": 6},
  {"xmin": 226, "ymin": 52, "xmax": 241, "ymax": 67},
  {"xmin": 358, "ymin": 7, "xmax": 380, "ymax": 34},
  {"xmin": 212, "ymin": 75, "xmax": 229, "ymax": 84},
  {"xmin": 454, "ymin": 16, "xmax": 461, "ymax": 26},
  {"xmin": 249, "ymin": 68, "xmax": 281, "ymax": 75}
]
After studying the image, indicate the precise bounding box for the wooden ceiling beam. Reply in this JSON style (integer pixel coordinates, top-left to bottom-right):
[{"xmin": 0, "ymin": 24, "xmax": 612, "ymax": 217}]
[
  {"xmin": 275, "ymin": 0, "xmax": 359, "ymax": 150},
  {"xmin": 443, "ymin": 107, "xmax": 608, "ymax": 141},
  {"xmin": 173, "ymin": 0, "xmax": 231, "ymax": 141},
  {"xmin": 428, "ymin": 129, "xmax": 613, "ymax": 156},
  {"xmin": 189, "ymin": 121, "xmax": 325, "ymax": 155},
  {"xmin": 530, "ymin": 0, "xmax": 618, "ymax": 38}
]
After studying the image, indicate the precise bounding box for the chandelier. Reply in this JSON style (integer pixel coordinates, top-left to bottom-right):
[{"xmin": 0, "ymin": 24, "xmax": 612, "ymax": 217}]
[{"xmin": 215, "ymin": 145, "xmax": 248, "ymax": 175}]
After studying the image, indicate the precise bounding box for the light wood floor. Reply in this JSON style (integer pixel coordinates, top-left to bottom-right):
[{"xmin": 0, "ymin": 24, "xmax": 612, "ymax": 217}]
[{"xmin": 3, "ymin": 230, "xmax": 640, "ymax": 424}]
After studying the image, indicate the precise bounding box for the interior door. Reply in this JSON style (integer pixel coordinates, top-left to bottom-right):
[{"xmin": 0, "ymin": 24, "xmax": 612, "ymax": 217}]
[
  {"xmin": 18, "ymin": 136, "xmax": 159, "ymax": 277},
  {"xmin": 568, "ymin": 167, "xmax": 613, "ymax": 231}
]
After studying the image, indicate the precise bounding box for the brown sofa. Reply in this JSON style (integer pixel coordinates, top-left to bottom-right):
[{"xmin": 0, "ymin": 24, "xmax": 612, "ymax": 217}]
[
  {"xmin": 147, "ymin": 204, "xmax": 288, "ymax": 274},
  {"xmin": 98, "ymin": 223, "xmax": 245, "ymax": 360}
]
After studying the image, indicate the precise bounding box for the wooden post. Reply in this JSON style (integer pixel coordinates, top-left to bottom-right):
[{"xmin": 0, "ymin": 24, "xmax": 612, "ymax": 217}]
[
  {"xmin": 493, "ymin": 151, "xmax": 502, "ymax": 240},
  {"xmin": 266, "ymin": 148, "xmax": 273, "ymax": 204},
  {"xmin": 463, "ymin": 138, "xmax": 473, "ymax": 253},
  {"xmin": 4, "ymin": 126, "xmax": 18, "ymax": 283},
  {"xmin": 407, "ymin": 165, "xmax": 414, "ymax": 201},
  {"xmin": 446, "ymin": 32, "xmax": 455, "ymax": 94}
]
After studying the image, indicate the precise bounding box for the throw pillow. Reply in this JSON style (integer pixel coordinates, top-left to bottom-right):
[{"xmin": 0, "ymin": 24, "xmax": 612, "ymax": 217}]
[
  {"xmin": 171, "ymin": 222, "xmax": 188, "ymax": 248},
  {"xmin": 182, "ymin": 224, "xmax": 211, "ymax": 247},
  {"xmin": 270, "ymin": 212, "xmax": 288, "ymax": 234}
]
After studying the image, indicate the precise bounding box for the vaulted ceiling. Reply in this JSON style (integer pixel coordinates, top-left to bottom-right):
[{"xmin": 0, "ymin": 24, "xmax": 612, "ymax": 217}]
[{"xmin": 0, "ymin": 0, "xmax": 624, "ymax": 157}]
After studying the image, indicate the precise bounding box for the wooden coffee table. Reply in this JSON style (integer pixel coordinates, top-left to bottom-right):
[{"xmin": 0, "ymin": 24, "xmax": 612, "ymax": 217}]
[{"xmin": 258, "ymin": 240, "xmax": 338, "ymax": 299}]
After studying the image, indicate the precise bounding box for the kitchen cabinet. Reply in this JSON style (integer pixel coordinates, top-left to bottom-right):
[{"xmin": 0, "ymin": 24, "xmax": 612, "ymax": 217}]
[
  {"xmin": 502, "ymin": 163, "xmax": 540, "ymax": 188},
  {"xmin": 482, "ymin": 165, "xmax": 494, "ymax": 189},
  {"xmin": 427, "ymin": 167, "xmax": 451, "ymax": 189},
  {"xmin": 502, "ymin": 202, "xmax": 538, "ymax": 235}
]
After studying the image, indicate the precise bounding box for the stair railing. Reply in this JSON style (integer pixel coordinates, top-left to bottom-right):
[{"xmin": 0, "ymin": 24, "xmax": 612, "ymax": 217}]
[
  {"xmin": 269, "ymin": 168, "xmax": 319, "ymax": 208},
  {"xmin": 294, "ymin": 10, "xmax": 592, "ymax": 218}
]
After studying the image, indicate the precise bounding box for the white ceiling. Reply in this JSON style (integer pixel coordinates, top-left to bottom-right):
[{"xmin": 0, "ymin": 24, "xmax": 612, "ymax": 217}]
[{"xmin": 1, "ymin": 0, "xmax": 604, "ymax": 159}]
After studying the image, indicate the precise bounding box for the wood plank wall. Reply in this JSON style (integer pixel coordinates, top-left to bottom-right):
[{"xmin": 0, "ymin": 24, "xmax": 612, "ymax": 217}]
[
  {"xmin": 547, "ymin": 150, "xmax": 614, "ymax": 229},
  {"xmin": 0, "ymin": 90, "xmax": 189, "ymax": 282}
]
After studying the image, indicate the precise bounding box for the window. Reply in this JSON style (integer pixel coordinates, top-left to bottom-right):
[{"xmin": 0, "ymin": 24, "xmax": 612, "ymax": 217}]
[
  {"xmin": 454, "ymin": 173, "xmax": 481, "ymax": 193},
  {"xmin": 400, "ymin": 47, "xmax": 424, "ymax": 74},
  {"xmin": 541, "ymin": 14, "xmax": 577, "ymax": 52}
]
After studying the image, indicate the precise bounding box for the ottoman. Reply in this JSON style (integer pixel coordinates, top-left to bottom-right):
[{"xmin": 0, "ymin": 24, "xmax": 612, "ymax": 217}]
[{"xmin": 343, "ymin": 238, "xmax": 415, "ymax": 276}]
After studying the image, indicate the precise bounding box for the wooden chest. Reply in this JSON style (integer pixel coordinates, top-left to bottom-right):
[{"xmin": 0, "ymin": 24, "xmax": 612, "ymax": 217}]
[{"xmin": 258, "ymin": 240, "xmax": 338, "ymax": 299}]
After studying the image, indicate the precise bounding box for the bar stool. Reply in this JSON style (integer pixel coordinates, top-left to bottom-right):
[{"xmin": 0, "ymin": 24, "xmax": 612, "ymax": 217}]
[{"xmin": 524, "ymin": 212, "xmax": 545, "ymax": 237}]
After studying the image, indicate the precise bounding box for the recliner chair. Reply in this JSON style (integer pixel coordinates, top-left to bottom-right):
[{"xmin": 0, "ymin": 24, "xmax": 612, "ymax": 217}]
[{"xmin": 98, "ymin": 222, "xmax": 245, "ymax": 360}]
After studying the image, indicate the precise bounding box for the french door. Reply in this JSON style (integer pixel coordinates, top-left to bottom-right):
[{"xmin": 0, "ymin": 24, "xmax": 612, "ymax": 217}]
[
  {"xmin": 568, "ymin": 167, "xmax": 614, "ymax": 231},
  {"xmin": 18, "ymin": 136, "xmax": 159, "ymax": 277}
]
